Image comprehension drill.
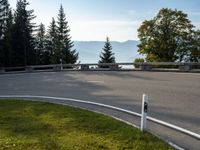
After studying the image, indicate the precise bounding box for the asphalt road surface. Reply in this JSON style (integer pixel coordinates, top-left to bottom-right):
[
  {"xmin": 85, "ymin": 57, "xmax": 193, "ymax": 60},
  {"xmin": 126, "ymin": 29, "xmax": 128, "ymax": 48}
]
[{"xmin": 0, "ymin": 71, "xmax": 200, "ymax": 149}]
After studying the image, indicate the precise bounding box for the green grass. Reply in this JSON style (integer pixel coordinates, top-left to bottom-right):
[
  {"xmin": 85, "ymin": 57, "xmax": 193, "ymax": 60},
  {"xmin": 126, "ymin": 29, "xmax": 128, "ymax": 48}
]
[{"xmin": 0, "ymin": 100, "xmax": 174, "ymax": 150}]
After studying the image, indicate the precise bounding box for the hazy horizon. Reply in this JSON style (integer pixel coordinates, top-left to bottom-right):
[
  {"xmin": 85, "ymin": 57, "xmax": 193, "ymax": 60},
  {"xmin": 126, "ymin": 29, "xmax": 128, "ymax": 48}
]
[
  {"xmin": 74, "ymin": 40, "xmax": 140, "ymax": 63},
  {"xmin": 73, "ymin": 39, "xmax": 138, "ymax": 42}
]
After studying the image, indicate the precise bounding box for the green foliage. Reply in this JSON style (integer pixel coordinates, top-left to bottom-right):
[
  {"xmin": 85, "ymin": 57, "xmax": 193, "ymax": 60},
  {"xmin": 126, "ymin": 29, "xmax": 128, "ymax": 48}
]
[
  {"xmin": 138, "ymin": 8, "xmax": 199, "ymax": 62},
  {"xmin": 134, "ymin": 58, "xmax": 145, "ymax": 63},
  {"xmin": 0, "ymin": 100, "xmax": 174, "ymax": 150},
  {"xmin": 99, "ymin": 37, "xmax": 116, "ymax": 68},
  {"xmin": 56, "ymin": 5, "xmax": 78, "ymax": 64},
  {"xmin": 35, "ymin": 23, "xmax": 51, "ymax": 65},
  {"xmin": 12, "ymin": 0, "xmax": 36, "ymax": 66},
  {"xmin": 46, "ymin": 18, "xmax": 58, "ymax": 64},
  {"xmin": 187, "ymin": 30, "xmax": 200, "ymax": 62},
  {"xmin": 3, "ymin": 10, "xmax": 13, "ymax": 67},
  {"xmin": 0, "ymin": 0, "xmax": 10, "ymax": 67},
  {"xmin": 0, "ymin": 1, "xmax": 78, "ymax": 67},
  {"xmin": 134, "ymin": 58, "xmax": 145, "ymax": 68},
  {"xmin": 0, "ymin": 0, "xmax": 9, "ymax": 35}
]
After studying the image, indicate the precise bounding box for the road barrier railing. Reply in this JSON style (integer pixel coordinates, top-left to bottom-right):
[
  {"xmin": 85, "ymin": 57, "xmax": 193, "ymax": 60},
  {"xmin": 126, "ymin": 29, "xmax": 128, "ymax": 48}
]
[{"xmin": 0, "ymin": 62, "xmax": 200, "ymax": 73}]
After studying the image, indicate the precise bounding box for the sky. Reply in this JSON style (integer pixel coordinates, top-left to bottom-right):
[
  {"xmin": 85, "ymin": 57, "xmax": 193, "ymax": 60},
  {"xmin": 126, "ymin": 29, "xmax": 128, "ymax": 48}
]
[{"xmin": 9, "ymin": 0, "xmax": 200, "ymax": 42}]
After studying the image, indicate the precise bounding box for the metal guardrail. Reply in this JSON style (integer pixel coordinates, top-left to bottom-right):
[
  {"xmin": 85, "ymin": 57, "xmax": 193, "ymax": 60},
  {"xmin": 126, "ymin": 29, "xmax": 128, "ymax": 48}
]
[
  {"xmin": 0, "ymin": 62, "xmax": 200, "ymax": 73},
  {"xmin": 0, "ymin": 95, "xmax": 199, "ymax": 140}
]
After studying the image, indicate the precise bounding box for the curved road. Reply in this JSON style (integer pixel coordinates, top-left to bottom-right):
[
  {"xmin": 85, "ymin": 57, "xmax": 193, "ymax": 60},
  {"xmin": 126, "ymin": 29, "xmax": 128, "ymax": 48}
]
[{"xmin": 0, "ymin": 71, "xmax": 200, "ymax": 149}]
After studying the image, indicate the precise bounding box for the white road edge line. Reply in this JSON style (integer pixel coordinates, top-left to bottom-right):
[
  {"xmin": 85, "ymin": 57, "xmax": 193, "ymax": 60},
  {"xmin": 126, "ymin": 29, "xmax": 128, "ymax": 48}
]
[
  {"xmin": 168, "ymin": 141, "xmax": 185, "ymax": 150},
  {"xmin": 0, "ymin": 95, "xmax": 199, "ymax": 141},
  {"xmin": 86, "ymin": 81, "xmax": 105, "ymax": 83}
]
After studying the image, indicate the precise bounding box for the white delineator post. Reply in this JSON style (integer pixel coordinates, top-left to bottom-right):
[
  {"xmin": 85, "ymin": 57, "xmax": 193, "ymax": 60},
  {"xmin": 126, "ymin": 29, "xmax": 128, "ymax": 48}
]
[
  {"xmin": 60, "ymin": 59, "xmax": 63, "ymax": 70},
  {"xmin": 141, "ymin": 94, "xmax": 148, "ymax": 131}
]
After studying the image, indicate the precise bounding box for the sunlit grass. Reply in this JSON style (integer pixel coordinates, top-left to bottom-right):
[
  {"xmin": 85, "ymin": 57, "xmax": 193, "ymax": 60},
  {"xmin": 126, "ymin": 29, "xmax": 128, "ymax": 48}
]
[{"xmin": 0, "ymin": 100, "xmax": 174, "ymax": 150}]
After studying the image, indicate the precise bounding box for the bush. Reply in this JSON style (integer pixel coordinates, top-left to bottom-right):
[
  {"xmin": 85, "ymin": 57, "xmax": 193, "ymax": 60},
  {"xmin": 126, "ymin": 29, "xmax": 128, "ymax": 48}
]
[{"xmin": 134, "ymin": 58, "xmax": 145, "ymax": 68}]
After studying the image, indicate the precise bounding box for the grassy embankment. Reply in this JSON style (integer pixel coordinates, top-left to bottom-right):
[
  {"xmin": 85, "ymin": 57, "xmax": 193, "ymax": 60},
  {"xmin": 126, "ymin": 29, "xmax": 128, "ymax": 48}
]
[{"xmin": 0, "ymin": 100, "xmax": 174, "ymax": 150}]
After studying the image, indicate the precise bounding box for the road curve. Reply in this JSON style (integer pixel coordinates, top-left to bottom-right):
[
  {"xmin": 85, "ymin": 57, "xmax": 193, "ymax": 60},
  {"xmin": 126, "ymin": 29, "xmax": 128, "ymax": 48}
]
[{"xmin": 0, "ymin": 71, "xmax": 200, "ymax": 149}]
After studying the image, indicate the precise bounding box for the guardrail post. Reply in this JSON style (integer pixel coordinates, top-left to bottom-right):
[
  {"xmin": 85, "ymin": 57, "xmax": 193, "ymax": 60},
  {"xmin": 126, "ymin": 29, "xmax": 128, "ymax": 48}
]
[
  {"xmin": 53, "ymin": 65, "xmax": 61, "ymax": 71},
  {"xmin": 140, "ymin": 64, "xmax": 152, "ymax": 71},
  {"xmin": 141, "ymin": 94, "xmax": 148, "ymax": 131},
  {"xmin": 25, "ymin": 66, "xmax": 33, "ymax": 72},
  {"xmin": 0, "ymin": 68, "xmax": 5, "ymax": 74},
  {"xmin": 110, "ymin": 64, "xmax": 119, "ymax": 71},
  {"xmin": 60, "ymin": 59, "xmax": 63, "ymax": 70},
  {"xmin": 81, "ymin": 65, "xmax": 89, "ymax": 71},
  {"xmin": 60, "ymin": 63, "xmax": 63, "ymax": 70},
  {"xmin": 179, "ymin": 63, "xmax": 192, "ymax": 71}
]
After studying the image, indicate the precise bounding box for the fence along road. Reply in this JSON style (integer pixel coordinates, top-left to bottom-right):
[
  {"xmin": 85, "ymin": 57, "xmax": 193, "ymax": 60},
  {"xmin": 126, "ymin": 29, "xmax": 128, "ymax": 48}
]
[{"xmin": 0, "ymin": 71, "xmax": 200, "ymax": 149}]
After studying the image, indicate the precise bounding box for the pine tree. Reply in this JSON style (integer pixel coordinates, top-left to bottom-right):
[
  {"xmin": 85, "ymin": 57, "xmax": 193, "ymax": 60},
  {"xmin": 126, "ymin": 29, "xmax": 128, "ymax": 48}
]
[
  {"xmin": 35, "ymin": 23, "xmax": 50, "ymax": 65},
  {"xmin": 56, "ymin": 5, "xmax": 78, "ymax": 64},
  {"xmin": 0, "ymin": 0, "xmax": 9, "ymax": 67},
  {"xmin": 0, "ymin": 0, "xmax": 9, "ymax": 36},
  {"xmin": 4, "ymin": 10, "xmax": 13, "ymax": 67},
  {"xmin": 12, "ymin": 0, "xmax": 36, "ymax": 66},
  {"xmin": 46, "ymin": 17, "xmax": 58, "ymax": 64},
  {"xmin": 99, "ymin": 37, "xmax": 115, "ymax": 68}
]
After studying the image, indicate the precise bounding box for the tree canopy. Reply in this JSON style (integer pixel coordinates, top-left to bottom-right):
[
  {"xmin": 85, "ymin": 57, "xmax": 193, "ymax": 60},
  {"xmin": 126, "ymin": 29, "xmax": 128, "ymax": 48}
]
[
  {"xmin": 138, "ymin": 8, "xmax": 199, "ymax": 62},
  {"xmin": 0, "ymin": 1, "xmax": 78, "ymax": 68}
]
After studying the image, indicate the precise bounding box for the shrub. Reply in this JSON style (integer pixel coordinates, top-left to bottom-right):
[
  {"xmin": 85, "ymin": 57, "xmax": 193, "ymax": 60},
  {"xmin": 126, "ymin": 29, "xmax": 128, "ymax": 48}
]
[{"xmin": 134, "ymin": 58, "xmax": 145, "ymax": 68}]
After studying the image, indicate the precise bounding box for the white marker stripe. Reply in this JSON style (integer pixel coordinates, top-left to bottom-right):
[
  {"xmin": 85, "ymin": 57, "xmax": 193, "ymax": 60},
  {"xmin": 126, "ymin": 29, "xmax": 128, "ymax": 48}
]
[
  {"xmin": 0, "ymin": 95, "xmax": 199, "ymax": 140},
  {"xmin": 86, "ymin": 81, "xmax": 105, "ymax": 83},
  {"xmin": 0, "ymin": 72, "xmax": 55, "ymax": 77},
  {"xmin": 168, "ymin": 141, "xmax": 185, "ymax": 150}
]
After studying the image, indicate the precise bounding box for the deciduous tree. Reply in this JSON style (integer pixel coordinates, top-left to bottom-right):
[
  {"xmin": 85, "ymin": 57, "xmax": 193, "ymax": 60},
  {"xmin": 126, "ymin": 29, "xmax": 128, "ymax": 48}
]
[{"xmin": 138, "ymin": 8, "xmax": 196, "ymax": 62}]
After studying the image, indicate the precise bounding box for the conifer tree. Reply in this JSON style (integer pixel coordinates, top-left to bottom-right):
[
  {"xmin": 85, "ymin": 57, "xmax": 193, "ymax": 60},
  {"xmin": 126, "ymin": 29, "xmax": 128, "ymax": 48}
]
[
  {"xmin": 46, "ymin": 17, "xmax": 58, "ymax": 64},
  {"xmin": 99, "ymin": 37, "xmax": 115, "ymax": 68},
  {"xmin": 12, "ymin": 0, "xmax": 36, "ymax": 66},
  {"xmin": 4, "ymin": 10, "xmax": 13, "ymax": 67},
  {"xmin": 0, "ymin": 0, "xmax": 9, "ymax": 36},
  {"xmin": 56, "ymin": 5, "xmax": 78, "ymax": 64},
  {"xmin": 35, "ymin": 23, "xmax": 50, "ymax": 65},
  {"xmin": 0, "ymin": 0, "xmax": 9, "ymax": 67}
]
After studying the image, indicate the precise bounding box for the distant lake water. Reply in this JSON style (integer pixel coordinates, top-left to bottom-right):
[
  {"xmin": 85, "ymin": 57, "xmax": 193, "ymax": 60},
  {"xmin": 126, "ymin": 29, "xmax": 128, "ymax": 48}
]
[{"xmin": 74, "ymin": 40, "xmax": 142, "ymax": 64}]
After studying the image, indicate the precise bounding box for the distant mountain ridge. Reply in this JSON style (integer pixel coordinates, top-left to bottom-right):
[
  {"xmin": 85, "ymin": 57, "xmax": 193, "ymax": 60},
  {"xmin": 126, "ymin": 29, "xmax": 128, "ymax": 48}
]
[{"xmin": 74, "ymin": 40, "xmax": 141, "ymax": 63}]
